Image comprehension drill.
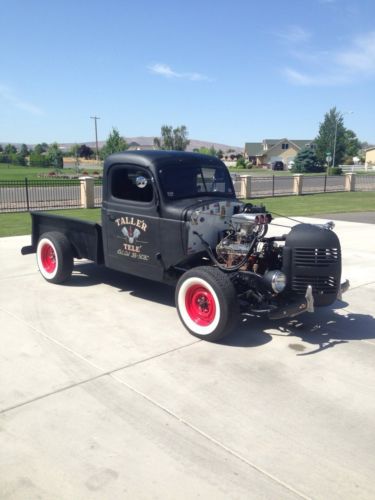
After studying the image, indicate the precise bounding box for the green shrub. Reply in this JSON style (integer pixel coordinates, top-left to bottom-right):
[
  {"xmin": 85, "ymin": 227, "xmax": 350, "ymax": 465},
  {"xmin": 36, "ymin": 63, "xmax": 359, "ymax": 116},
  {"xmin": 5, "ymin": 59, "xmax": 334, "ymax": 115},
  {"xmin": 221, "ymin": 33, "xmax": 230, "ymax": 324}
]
[
  {"xmin": 330, "ymin": 167, "xmax": 343, "ymax": 175},
  {"xmin": 29, "ymin": 153, "xmax": 50, "ymax": 167}
]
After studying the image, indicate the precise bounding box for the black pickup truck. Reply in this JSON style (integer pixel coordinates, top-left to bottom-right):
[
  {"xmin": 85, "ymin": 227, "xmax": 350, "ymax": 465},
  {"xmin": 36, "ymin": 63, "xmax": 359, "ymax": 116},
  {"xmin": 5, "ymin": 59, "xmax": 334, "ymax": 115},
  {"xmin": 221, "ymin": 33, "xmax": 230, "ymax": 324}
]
[{"xmin": 22, "ymin": 150, "xmax": 349, "ymax": 341}]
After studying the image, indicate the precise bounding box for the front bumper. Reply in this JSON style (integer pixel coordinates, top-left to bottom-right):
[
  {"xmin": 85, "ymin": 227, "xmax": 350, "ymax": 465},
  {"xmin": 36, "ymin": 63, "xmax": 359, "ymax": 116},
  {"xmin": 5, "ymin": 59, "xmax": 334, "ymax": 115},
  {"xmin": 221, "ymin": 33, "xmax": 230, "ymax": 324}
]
[{"xmin": 268, "ymin": 279, "xmax": 350, "ymax": 320}]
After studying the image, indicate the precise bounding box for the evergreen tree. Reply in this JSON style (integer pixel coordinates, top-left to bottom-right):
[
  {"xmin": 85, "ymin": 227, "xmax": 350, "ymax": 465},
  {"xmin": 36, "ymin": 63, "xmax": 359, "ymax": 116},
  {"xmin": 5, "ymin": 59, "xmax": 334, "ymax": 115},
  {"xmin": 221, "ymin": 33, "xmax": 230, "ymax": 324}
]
[
  {"xmin": 315, "ymin": 107, "xmax": 346, "ymax": 167},
  {"xmin": 292, "ymin": 148, "xmax": 323, "ymax": 173}
]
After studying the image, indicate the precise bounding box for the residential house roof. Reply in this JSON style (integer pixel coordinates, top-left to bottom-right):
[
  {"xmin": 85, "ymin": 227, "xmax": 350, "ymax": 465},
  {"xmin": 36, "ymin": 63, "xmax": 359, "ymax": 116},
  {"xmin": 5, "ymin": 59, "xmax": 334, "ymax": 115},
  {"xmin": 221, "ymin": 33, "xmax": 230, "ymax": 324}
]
[
  {"xmin": 245, "ymin": 138, "xmax": 313, "ymax": 157},
  {"xmin": 244, "ymin": 142, "xmax": 264, "ymax": 156}
]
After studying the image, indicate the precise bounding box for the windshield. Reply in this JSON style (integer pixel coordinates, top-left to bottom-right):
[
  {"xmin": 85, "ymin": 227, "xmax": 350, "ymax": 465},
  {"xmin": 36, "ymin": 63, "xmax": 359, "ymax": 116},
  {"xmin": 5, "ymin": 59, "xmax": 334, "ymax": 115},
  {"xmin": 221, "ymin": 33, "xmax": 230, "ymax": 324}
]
[{"xmin": 157, "ymin": 162, "xmax": 234, "ymax": 200}]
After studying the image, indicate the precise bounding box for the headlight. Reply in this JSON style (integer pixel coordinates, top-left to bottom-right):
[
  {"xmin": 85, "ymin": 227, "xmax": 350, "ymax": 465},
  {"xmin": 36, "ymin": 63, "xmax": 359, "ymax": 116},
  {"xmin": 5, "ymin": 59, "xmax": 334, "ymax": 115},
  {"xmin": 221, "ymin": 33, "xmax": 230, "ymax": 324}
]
[{"xmin": 264, "ymin": 270, "xmax": 287, "ymax": 293}]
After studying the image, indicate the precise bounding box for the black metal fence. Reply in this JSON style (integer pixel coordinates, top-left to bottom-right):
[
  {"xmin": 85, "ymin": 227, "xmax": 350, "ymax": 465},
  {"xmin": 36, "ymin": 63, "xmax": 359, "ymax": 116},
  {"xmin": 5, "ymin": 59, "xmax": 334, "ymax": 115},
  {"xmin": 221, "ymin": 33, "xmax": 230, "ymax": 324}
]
[
  {"xmin": 0, "ymin": 178, "xmax": 83, "ymax": 213},
  {"xmin": 249, "ymin": 176, "xmax": 294, "ymax": 197},
  {"xmin": 234, "ymin": 173, "xmax": 375, "ymax": 199},
  {"xmin": 94, "ymin": 179, "xmax": 103, "ymax": 208},
  {"xmin": 1, "ymin": 174, "xmax": 374, "ymax": 213}
]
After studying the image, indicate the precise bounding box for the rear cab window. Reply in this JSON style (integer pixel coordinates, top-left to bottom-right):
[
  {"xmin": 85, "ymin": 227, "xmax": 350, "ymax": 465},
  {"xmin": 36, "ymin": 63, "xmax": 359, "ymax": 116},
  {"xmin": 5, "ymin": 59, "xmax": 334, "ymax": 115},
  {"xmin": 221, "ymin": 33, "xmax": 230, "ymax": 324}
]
[{"xmin": 110, "ymin": 165, "xmax": 153, "ymax": 203}]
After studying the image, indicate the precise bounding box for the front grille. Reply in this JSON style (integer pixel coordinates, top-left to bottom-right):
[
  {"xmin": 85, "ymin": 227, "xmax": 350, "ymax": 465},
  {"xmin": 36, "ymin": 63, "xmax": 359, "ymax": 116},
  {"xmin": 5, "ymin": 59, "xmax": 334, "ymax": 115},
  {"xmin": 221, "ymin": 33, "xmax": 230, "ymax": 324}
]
[
  {"xmin": 292, "ymin": 275, "xmax": 338, "ymax": 294},
  {"xmin": 294, "ymin": 247, "xmax": 339, "ymax": 267}
]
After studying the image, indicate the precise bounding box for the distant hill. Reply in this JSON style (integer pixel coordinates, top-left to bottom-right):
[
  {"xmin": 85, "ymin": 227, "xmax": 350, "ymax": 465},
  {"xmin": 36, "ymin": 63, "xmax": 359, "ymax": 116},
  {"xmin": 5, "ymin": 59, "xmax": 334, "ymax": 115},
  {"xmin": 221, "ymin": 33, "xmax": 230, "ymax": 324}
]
[
  {"xmin": 1, "ymin": 137, "xmax": 243, "ymax": 153},
  {"xmin": 59, "ymin": 136, "xmax": 243, "ymax": 153}
]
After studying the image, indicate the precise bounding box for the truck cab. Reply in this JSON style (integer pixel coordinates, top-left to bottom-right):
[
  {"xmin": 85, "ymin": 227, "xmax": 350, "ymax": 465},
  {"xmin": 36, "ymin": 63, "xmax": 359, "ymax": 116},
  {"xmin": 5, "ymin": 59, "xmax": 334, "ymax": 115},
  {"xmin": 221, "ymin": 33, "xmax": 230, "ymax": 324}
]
[{"xmin": 101, "ymin": 151, "xmax": 239, "ymax": 282}]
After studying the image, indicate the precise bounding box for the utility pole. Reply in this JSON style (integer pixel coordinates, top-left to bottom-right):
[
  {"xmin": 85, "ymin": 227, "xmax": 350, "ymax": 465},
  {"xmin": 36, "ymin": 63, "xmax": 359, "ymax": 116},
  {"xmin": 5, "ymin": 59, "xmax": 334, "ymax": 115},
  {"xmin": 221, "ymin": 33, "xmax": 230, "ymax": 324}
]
[{"xmin": 90, "ymin": 116, "xmax": 100, "ymax": 162}]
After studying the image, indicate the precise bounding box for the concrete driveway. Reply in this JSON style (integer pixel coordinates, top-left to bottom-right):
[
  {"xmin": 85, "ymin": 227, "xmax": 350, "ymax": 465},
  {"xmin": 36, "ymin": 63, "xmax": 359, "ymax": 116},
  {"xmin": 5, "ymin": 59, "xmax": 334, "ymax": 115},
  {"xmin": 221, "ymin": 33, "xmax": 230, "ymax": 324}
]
[{"xmin": 1, "ymin": 218, "xmax": 375, "ymax": 499}]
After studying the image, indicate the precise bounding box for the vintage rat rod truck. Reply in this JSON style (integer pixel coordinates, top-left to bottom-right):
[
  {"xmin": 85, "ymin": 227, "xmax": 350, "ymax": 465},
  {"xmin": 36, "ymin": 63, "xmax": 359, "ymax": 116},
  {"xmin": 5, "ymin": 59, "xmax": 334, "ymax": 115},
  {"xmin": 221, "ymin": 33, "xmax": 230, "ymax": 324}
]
[{"xmin": 22, "ymin": 151, "xmax": 349, "ymax": 341}]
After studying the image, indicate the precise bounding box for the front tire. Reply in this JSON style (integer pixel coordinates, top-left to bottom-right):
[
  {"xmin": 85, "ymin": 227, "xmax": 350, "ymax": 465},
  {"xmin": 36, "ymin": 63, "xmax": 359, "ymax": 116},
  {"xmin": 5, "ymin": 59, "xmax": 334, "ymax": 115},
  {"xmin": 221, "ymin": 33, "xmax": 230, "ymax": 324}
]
[
  {"xmin": 36, "ymin": 232, "xmax": 73, "ymax": 284},
  {"xmin": 175, "ymin": 266, "xmax": 239, "ymax": 342}
]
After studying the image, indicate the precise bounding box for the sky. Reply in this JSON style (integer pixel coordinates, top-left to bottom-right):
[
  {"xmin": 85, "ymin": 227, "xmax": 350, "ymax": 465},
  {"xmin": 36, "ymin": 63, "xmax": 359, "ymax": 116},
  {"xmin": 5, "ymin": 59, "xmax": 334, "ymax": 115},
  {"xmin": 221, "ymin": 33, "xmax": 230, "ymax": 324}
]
[{"xmin": 1, "ymin": 0, "xmax": 375, "ymax": 147}]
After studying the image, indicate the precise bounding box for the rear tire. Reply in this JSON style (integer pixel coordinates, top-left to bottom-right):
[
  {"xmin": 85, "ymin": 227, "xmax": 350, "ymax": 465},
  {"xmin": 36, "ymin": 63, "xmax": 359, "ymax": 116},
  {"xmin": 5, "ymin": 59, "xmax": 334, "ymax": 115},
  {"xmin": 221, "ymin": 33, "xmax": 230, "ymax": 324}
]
[
  {"xmin": 175, "ymin": 266, "xmax": 239, "ymax": 342},
  {"xmin": 36, "ymin": 232, "xmax": 73, "ymax": 284}
]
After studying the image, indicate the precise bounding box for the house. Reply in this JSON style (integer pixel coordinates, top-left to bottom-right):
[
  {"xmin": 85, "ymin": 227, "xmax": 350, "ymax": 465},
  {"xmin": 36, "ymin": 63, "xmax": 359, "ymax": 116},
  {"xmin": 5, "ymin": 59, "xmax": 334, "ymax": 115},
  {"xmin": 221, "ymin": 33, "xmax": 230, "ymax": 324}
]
[
  {"xmin": 127, "ymin": 141, "xmax": 156, "ymax": 151},
  {"xmin": 365, "ymin": 147, "xmax": 375, "ymax": 166},
  {"xmin": 244, "ymin": 138, "xmax": 314, "ymax": 167}
]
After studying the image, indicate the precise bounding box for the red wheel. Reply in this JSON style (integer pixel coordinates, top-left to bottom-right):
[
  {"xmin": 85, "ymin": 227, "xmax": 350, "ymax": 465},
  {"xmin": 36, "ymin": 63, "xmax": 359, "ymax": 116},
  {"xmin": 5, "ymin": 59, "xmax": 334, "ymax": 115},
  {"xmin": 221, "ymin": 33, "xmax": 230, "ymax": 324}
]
[
  {"xmin": 185, "ymin": 284, "xmax": 216, "ymax": 327},
  {"xmin": 40, "ymin": 242, "xmax": 57, "ymax": 274},
  {"xmin": 176, "ymin": 267, "xmax": 239, "ymax": 341},
  {"xmin": 36, "ymin": 232, "xmax": 73, "ymax": 284}
]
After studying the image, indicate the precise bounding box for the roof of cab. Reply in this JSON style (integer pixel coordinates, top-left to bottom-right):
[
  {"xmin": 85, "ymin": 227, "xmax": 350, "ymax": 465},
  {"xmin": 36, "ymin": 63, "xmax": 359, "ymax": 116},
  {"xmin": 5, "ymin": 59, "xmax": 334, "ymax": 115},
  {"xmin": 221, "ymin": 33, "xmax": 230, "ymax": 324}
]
[{"xmin": 104, "ymin": 150, "xmax": 224, "ymax": 174}]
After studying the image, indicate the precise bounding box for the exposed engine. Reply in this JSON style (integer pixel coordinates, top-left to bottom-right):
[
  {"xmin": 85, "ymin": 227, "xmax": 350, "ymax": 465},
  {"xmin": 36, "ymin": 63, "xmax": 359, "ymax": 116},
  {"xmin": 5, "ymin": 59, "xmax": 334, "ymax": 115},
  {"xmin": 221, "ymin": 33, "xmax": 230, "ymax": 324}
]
[{"xmin": 216, "ymin": 208, "xmax": 282, "ymax": 274}]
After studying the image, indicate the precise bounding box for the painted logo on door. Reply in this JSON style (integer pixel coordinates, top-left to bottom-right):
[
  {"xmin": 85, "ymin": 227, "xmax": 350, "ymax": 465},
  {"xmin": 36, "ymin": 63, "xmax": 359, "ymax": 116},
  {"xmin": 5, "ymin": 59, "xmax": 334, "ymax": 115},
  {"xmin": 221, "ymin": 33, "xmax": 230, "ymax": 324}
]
[{"xmin": 115, "ymin": 216, "xmax": 150, "ymax": 261}]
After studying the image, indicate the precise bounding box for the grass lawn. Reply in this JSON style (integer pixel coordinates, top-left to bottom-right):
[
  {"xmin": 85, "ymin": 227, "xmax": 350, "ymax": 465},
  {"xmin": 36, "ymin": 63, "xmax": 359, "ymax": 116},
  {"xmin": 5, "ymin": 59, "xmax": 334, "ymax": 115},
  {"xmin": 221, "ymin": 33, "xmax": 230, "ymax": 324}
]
[
  {"xmin": 0, "ymin": 208, "xmax": 101, "ymax": 238},
  {"xmin": 0, "ymin": 163, "xmax": 97, "ymax": 181},
  {"xmin": 252, "ymin": 191, "xmax": 375, "ymax": 216},
  {"xmin": 1, "ymin": 192, "xmax": 374, "ymax": 238}
]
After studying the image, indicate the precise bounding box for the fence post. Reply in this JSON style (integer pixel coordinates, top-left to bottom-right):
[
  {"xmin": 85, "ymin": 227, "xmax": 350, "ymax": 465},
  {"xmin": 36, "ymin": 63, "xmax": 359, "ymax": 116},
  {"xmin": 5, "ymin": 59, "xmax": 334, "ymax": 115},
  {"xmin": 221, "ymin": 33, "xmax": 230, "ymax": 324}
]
[
  {"xmin": 80, "ymin": 176, "xmax": 95, "ymax": 208},
  {"xmin": 25, "ymin": 177, "xmax": 30, "ymax": 211},
  {"xmin": 344, "ymin": 172, "xmax": 356, "ymax": 192},
  {"xmin": 239, "ymin": 175, "xmax": 252, "ymax": 199},
  {"xmin": 293, "ymin": 174, "xmax": 303, "ymax": 195}
]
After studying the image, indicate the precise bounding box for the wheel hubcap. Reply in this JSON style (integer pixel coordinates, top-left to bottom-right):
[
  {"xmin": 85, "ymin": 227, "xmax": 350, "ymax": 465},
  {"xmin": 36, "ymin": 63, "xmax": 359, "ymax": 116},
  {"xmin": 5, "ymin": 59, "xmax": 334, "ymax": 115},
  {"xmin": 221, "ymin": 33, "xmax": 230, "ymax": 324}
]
[
  {"xmin": 41, "ymin": 243, "xmax": 56, "ymax": 273},
  {"xmin": 185, "ymin": 284, "xmax": 216, "ymax": 326}
]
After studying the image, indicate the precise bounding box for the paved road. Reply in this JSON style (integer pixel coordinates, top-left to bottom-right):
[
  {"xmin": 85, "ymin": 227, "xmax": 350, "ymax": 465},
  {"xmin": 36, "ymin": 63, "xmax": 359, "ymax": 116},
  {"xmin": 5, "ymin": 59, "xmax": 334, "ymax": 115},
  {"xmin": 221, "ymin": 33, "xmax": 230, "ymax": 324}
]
[
  {"xmin": 0, "ymin": 185, "xmax": 102, "ymax": 211},
  {"xmin": 1, "ymin": 218, "xmax": 375, "ymax": 499},
  {"xmin": 316, "ymin": 211, "xmax": 375, "ymax": 224},
  {"xmin": 4, "ymin": 174, "xmax": 375, "ymax": 212}
]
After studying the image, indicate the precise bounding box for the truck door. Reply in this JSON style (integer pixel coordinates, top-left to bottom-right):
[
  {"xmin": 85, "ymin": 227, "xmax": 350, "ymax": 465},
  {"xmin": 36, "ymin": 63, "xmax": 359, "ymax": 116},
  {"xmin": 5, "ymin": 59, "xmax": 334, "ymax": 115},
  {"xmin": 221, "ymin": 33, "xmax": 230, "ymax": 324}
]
[{"xmin": 102, "ymin": 163, "xmax": 162, "ymax": 281}]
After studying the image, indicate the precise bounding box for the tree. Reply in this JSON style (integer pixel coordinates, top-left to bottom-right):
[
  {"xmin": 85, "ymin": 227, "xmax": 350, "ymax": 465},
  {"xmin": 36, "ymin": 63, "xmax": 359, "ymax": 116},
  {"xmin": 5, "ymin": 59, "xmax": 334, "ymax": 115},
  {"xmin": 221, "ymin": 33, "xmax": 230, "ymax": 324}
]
[
  {"xmin": 78, "ymin": 144, "xmax": 94, "ymax": 159},
  {"xmin": 33, "ymin": 142, "xmax": 48, "ymax": 155},
  {"xmin": 5, "ymin": 144, "xmax": 17, "ymax": 155},
  {"xmin": 292, "ymin": 147, "xmax": 323, "ymax": 173},
  {"xmin": 46, "ymin": 143, "xmax": 63, "ymax": 169},
  {"xmin": 154, "ymin": 125, "xmax": 190, "ymax": 151},
  {"xmin": 100, "ymin": 128, "xmax": 128, "ymax": 159},
  {"xmin": 344, "ymin": 129, "xmax": 361, "ymax": 160},
  {"xmin": 19, "ymin": 144, "xmax": 29, "ymax": 157},
  {"xmin": 194, "ymin": 146, "xmax": 219, "ymax": 156},
  {"xmin": 315, "ymin": 107, "xmax": 346, "ymax": 167},
  {"xmin": 69, "ymin": 144, "xmax": 80, "ymax": 157}
]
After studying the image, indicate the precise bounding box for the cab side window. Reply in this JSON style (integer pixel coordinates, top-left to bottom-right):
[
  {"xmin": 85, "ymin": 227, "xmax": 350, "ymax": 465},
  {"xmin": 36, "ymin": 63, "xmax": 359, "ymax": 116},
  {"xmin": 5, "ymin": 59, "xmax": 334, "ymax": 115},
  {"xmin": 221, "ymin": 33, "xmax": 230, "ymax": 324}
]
[{"xmin": 111, "ymin": 166, "xmax": 153, "ymax": 202}]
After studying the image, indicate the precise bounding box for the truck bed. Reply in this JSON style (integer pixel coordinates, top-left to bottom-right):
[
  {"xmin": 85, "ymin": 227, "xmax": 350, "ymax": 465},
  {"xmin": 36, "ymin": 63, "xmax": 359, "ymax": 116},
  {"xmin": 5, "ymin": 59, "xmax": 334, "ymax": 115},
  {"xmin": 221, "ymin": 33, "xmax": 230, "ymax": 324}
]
[{"xmin": 21, "ymin": 212, "xmax": 104, "ymax": 264}]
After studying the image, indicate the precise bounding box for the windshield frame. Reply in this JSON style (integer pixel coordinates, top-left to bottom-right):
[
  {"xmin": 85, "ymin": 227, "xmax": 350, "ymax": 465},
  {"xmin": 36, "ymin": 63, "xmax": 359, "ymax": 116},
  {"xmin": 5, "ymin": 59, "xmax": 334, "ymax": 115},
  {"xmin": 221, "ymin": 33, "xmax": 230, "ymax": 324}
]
[{"xmin": 156, "ymin": 160, "xmax": 235, "ymax": 201}]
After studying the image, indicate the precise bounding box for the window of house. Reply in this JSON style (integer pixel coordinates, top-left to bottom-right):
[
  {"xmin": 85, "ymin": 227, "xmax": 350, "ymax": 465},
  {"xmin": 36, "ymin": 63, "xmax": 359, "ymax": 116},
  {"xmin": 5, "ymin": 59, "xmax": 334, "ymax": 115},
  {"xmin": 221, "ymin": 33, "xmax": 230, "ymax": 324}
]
[
  {"xmin": 111, "ymin": 166, "xmax": 153, "ymax": 202},
  {"xmin": 282, "ymin": 143, "xmax": 289, "ymax": 150}
]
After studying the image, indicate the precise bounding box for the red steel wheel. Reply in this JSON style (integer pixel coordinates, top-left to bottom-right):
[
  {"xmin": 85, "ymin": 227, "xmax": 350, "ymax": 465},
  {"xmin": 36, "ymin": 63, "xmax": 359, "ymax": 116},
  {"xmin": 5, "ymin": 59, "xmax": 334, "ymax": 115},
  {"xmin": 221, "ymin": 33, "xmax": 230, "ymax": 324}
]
[
  {"xmin": 185, "ymin": 283, "xmax": 217, "ymax": 327},
  {"xmin": 36, "ymin": 232, "xmax": 73, "ymax": 284},
  {"xmin": 40, "ymin": 242, "xmax": 57, "ymax": 274},
  {"xmin": 176, "ymin": 266, "xmax": 239, "ymax": 342}
]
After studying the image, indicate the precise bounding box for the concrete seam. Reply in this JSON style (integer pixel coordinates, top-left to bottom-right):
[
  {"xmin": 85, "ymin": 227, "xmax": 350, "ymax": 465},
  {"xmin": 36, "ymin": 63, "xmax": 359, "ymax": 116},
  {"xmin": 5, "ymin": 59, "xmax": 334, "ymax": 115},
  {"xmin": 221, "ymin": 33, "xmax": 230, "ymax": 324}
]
[
  {"xmin": 0, "ymin": 272, "xmax": 38, "ymax": 281},
  {"xmin": 110, "ymin": 373, "xmax": 311, "ymax": 500},
  {"xmin": 0, "ymin": 341, "xmax": 200, "ymax": 414}
]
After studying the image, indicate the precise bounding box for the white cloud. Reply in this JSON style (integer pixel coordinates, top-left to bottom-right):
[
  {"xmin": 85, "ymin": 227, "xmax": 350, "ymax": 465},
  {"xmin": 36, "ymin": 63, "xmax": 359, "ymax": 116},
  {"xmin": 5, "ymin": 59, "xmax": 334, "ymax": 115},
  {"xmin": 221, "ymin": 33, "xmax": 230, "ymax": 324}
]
[
  {"xmin": 0, "ymin": 84, "xmax": 43, "ymax": 115},
  {"xmin": 336, "ymin": 31, "xmax": 375, "ymax": 74},
  {"xmin": 283, "ymin": 31, "xmax": 375, "ymax": 86},
  {"xmin": 149, "ymin": 63, "xmax": 211, "ymax": 82},
  {"xmin": 276, "ymin": 25, "xmax": 311, "ymax": 44},
  {"xmin": 283, "ymin": 67, "xmax": 348, "ymax": 86}
]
